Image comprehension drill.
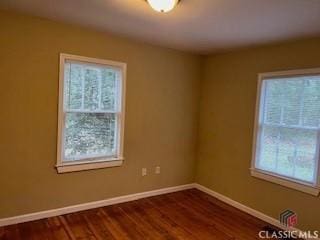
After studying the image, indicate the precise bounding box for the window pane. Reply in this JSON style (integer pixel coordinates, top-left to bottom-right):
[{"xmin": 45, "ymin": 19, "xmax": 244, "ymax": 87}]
[
  {"xmin": 64, "ymin": 62, "xmax": 118, "ymax": 112},
  {"xmin": 64, "ymin": 113, "xmax": 116, "ymax": 161},
  {"xmin": 264, "ymin": 80, "xmax": 283, "ymax": 124},
  {"xmin": 84, "ymin": 68, "xmax": 100, "ymax": 110},
  {"xmin": 264, "ymin": 76, "xmax": 320, "ymax": 127},
  {"xmin": 258, "ymin": 126, "xmax": 317, "ymax": 183},
  {"xmin": 302, "ymin": 77, "xmax": 320, "ymax": 127},
  {"xmin": 101, "ymin": 69, "xmax": 117, "ymax": 111},
  {"xmin": 282, "ymin": 79, "xmax": 303, "ymax": 126},
  {"xmin": 64, "ymin": 63, "xmax": 83, "ymax": 110}
]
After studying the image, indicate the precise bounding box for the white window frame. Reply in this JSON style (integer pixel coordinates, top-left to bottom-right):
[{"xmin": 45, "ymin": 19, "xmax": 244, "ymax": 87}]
[
  {"xmin": 56, "ymin": 53, "xmax": 126, "ymax": 173},
  {"xmin": 251, "ymin": 68, "xmax": 320, "ymax": 196}
]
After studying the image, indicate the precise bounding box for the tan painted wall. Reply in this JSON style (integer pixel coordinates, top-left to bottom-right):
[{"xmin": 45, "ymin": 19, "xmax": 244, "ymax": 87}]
[
  {"xmin": 0, "ymin": 10, "xmax": 202, "ymax": 218},
  {"xmin": 196, "ymin": 38, "xmax": 320, "ymax": 231}
]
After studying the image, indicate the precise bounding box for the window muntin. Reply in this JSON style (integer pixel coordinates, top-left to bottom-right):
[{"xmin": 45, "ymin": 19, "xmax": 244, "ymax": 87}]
[
  {"xmin": 57, "ymin": 54, "xmax": 125, "ymax": 170},
  {"xmin": 253, "ymin": 72, "xmax": 320, "ymax": 187}
]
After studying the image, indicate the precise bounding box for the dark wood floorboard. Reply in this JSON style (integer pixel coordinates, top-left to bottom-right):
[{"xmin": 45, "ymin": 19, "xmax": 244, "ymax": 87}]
[{"xmin": 0, "ymin": 189, "xmax": 272, "ymax": 240}]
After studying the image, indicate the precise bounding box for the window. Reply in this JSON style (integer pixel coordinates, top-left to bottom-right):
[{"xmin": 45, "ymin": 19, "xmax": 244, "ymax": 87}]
[
  {"xmin": 251, "ymin": 69, "xmax": 320, "ymax": 196},
  {"xmin": 57, "ymin": 54, "xmax": 126, "ymax": 173}
]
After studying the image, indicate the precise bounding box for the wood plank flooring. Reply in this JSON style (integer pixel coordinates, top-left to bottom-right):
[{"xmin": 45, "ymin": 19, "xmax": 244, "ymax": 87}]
[{"xmin": 0, "ymin": 189, "xmax": 272, "ymax": 240}]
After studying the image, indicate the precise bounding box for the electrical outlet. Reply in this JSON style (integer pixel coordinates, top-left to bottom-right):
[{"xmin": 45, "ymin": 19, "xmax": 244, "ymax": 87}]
[
  {"xmin": 142, "ymin": 168, "xmax": 147, "ymax": 176},
  {"xmin": 155, "ymin": 166, "xmax": 160, "ymax": 174}
]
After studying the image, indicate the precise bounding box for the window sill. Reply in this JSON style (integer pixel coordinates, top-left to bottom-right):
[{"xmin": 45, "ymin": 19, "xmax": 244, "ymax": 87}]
[
  {"xmin": 250, "ymin": 168, "xmax": 319, "ymax": 196},
  {"xmin": 56, "ymin": 158, "xmax": 124, "ymax": 173}
]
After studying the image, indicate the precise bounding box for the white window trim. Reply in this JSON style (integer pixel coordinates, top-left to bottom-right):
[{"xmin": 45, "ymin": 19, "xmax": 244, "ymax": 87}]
[
  {"xmin": 251, "ymin": 68, "xmax": 320, "ymax": 196},
  {"xmin": 56, "ymin": 53, "xmax": 126, "ymax": 173}
]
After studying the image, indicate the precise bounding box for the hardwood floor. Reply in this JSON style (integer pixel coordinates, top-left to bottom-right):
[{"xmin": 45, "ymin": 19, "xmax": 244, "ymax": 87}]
[{"xmin": 0, "ymin": 189, "xmax": 271, "ymax": 240}]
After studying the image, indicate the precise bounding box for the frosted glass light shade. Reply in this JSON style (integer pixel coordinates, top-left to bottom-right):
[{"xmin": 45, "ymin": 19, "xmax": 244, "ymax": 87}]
[{"xmin": 147, "ymin": 0, "xmax": 179, "ymax": 13}]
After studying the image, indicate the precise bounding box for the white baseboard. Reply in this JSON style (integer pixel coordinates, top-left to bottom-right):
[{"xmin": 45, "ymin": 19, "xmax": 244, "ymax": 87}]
[
  {"xmin": 194, "ymin": 183, "xmax": 319, "ymax": 240},
  {"xmin": 0, "ymin": 184, "xmax": 194, "ymax": 227}
]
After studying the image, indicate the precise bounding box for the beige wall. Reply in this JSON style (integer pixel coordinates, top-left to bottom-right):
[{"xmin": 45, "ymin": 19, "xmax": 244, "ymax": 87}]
[
  {"xmin": 0, "ymin": 11, "xmax": 202, "ymax": 218},
  {"xmin": 196, "ymin": 38, "xmax": 320, "ymax": 231}
]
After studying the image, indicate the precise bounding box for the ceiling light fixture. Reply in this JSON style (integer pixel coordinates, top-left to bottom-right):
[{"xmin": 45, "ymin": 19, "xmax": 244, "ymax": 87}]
[{"xmin": 147, "ymin": 0, "xmax": 180, "ymax": 13}]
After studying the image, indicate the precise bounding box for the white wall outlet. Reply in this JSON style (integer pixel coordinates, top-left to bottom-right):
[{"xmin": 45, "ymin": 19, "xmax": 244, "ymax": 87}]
[
  {"xmin": 155, "ymin": 166, "xmax": 160, "ymax": 174},
  {"xmin": 142, "ymin": 168, "xmax": 147, "ymax": 176}
]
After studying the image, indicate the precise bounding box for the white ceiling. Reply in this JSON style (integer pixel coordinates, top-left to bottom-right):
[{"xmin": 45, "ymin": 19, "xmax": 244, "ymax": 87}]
[{"xmin": 1, "ymin": 0, "xmax": 320, "ymax": 54}]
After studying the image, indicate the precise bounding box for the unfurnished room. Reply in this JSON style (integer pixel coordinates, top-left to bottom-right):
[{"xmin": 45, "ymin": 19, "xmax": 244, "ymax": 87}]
[{"xmin": 0, "ymin": 0, "xmax": 320, "ymax": 239}]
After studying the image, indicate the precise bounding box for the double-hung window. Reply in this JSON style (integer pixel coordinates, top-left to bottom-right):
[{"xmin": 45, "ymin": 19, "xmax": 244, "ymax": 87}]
[
  {"xmin": 251, "ymin": 68, "xmax": 320, "ymax": 195},
  {"xmin": 57, "ymin": 54, "xmax": 126, "ymax": 173}
]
